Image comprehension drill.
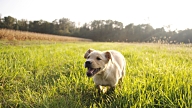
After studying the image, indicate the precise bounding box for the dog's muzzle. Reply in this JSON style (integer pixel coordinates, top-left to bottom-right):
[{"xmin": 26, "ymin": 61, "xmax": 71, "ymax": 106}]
[{"xmin": 85, "ymin": 61, "xmax": 101, "ymax": 77}]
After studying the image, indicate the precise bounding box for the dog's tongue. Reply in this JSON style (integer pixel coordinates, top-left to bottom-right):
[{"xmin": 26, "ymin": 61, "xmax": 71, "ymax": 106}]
[
  {"xmin": 87, "ymin": 68, "xmax": 94, "ymax": 73},
  {"xmin": 86, "ymin": 68, "xmax": 95, "ymax": 77}
]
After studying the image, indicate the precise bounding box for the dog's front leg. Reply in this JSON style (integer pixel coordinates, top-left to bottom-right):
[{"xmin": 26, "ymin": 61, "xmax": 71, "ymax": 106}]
[{"xmin": 95, "ymin": 85, "xmax": 107, "ymax": 94}]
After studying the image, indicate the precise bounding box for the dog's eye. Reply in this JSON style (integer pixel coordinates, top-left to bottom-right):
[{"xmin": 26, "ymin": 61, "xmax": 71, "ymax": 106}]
[
  {"xmin": 96, "ymin": 57, "xmax": 101, "ymax": 60},
  {"xmin": 87, "ymin": 56, "xmax": 90, "ymax": 59}
]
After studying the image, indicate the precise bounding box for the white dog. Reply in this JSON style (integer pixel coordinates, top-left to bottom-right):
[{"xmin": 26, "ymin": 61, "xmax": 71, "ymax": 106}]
[{"xmin": 84, "ymin": 49, "xmax": 126, "ymax": 93}]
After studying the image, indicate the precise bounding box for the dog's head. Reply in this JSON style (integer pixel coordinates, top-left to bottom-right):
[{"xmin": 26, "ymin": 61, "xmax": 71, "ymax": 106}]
[{"xmin": 84, "ymin": 49, "xmax": 113, "ymax": 77}]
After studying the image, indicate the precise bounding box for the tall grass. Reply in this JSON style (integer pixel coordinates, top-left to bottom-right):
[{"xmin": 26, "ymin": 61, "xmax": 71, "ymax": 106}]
[
  {"xmin": 0, "ymin": 42, "xmax": 192, "ymax": 107},
  {"xmin": 0, "ymin": 29, "xmax": 91, "ymax": 42}
]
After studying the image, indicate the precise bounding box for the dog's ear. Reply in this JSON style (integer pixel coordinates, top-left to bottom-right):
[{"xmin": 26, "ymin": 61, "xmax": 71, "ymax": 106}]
[
  {"xmin": 105, "ymin": 51, "xmax": 113, "ymax": 62},
  {"xmin": 84, "ymin": 49, "xmax": 94, "ymax": 59}
]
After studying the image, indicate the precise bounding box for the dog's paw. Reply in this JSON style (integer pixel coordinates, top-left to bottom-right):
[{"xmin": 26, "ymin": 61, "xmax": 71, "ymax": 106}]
[{"xmin": 101, "ymin": 87, "xmax": 107, "ymax": 94}]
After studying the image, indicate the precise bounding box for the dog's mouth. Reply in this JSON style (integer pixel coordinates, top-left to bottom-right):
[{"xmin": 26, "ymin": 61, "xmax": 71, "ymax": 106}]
[{"xmin": 86, "ymin": 67, "xmax": 101, "ymax": 77}]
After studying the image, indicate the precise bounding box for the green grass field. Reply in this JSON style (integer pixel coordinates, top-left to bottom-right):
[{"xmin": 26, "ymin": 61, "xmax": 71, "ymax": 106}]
[{"xmin": 0, "ymin": 42, "xmax": 192, "ymax": 108}]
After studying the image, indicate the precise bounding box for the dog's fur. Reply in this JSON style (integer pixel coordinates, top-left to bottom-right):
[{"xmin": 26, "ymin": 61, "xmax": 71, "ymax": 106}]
[{"xmin": 84, "ymin": 49, "xmax": 126, "ymax": 93}]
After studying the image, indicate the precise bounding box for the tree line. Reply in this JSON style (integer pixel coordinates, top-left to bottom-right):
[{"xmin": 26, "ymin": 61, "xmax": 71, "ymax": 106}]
[{"xmin": 0, "ymin": 15, "xmax": 192, "ymax": 43}]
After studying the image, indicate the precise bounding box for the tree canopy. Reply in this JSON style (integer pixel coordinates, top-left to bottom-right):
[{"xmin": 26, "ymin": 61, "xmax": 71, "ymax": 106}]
[{"xmin": 0, "ymin": 15, "xmax": 192, "ymax": 43}]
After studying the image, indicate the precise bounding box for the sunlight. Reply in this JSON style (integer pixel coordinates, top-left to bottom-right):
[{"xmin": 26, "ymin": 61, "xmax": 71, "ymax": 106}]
[{"xmin": 0, "ymin": 0, "xmax": 192, "ymax": 30}]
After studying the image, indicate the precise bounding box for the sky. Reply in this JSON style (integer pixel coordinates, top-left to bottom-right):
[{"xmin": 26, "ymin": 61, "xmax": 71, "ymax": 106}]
[{"xmin": 0, "ymin": 0, "xmax": 192, "ymax": 30}]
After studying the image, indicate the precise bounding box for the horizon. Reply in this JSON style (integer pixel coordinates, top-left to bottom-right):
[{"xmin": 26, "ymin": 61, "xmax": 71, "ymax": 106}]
[{"xmin": 0, "ymin": 0, "xmax": 192, "ymax": 31}]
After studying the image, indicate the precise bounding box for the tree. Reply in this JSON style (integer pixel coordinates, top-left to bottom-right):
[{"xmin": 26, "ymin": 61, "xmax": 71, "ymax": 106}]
[
  {"xmin": 29, "ymin": 21, "xmax": 41, "ymax": 32},
  {"xmin": 3, "ymin": 16, "xmax": 17, "ymax": 29},
  {"xmin": 58, "ymin": 18, "xmax": 76, "ymax": 35},
  {"xmin": 170, "ymin": 29, "xmax": 192, "ymax": 43},
  {"xmin": 17, "ymin": 19, "xmax": 29, "ymax": 31}
]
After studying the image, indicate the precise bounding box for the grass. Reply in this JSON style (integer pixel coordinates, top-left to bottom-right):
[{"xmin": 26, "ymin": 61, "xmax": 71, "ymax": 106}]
[{"xmin": 0, "ymin": 42, "xmax": 192, "ymax": 108}]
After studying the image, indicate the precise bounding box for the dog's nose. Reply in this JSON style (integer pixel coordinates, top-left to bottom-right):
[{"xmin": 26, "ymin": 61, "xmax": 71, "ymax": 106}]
[
  {"xmin": 85, "ymin": 61, "xmax": 91, "ymax": 67},
  {"xmin": 85, "ymin": 61, "xmax": 91, "ymax": 65}
]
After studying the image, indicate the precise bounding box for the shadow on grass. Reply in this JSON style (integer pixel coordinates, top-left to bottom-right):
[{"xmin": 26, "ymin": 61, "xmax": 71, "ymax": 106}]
[{"xmin": 47, "ymin": 86, "xmax": 130, "ymax": 108}]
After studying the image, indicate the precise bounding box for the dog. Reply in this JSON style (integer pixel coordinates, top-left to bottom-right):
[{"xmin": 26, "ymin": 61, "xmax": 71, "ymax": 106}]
[{"xmin": 84, "ymin": 49, "xmax": 126, "ymax": 93}]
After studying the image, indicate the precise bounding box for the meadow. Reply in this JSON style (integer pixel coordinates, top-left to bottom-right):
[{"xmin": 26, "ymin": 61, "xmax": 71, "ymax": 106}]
[{"xmin": 0, "ymin": 42, "xmax": 192, "ymax": 108}]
